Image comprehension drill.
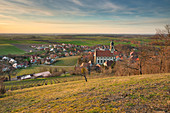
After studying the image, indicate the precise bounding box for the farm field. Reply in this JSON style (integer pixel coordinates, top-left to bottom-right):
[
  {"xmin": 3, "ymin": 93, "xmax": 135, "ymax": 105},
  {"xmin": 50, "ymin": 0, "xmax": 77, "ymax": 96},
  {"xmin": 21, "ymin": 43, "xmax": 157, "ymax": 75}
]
[
  {"xmin": 54, "ymin": 38, "xmax": 138, "ymax": 47},
  {"xmin": 0, "ymin": 73, "xmax": 169, "ymax": 112},
  {"xmin": 54, "ymin": 56, "xmax": 80, "ymax": 66},
  {"xmin": 0, "ymin": 34, "xmax": 152, "ymax": 46},
  {"xmin": 0, "ymin": 39, "xmax": 49, "ymax": 45},
  {"xmin": 4, "ymin": 75, "xmax": 84, "ymax": 91},
  {"xmin": 0, "ymin": 44, "xmax": 26, "ymax": 55}
]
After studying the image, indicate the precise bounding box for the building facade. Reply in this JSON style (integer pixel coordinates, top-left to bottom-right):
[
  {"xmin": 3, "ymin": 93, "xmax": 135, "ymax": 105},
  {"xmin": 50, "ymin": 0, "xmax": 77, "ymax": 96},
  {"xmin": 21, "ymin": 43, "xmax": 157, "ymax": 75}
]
[{"xmin": 94, "ymin": 41, "xmax": 115, "ymax": 65}]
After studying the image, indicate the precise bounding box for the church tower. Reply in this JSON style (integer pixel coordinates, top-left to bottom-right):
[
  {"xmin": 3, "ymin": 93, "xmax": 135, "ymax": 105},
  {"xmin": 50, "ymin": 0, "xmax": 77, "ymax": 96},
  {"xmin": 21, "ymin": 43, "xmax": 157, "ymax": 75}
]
[{"xmin": 110, "ymin": 40, "xmax": 114, "ymax": 53}]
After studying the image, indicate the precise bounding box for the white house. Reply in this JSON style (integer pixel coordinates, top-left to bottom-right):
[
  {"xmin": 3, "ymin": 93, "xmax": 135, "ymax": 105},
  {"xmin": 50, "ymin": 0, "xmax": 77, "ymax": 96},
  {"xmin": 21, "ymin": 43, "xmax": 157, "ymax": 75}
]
[
  {"xmin": 33, "ymin": 71, "xmax": 51, "ymax": 78},
  {"xmin": 21, "ymin": 75, "xmax": 32, "ymax": 80},
  {"xmin": 9, "ymin": 58, "xmax": 17, "ymax": 64}
]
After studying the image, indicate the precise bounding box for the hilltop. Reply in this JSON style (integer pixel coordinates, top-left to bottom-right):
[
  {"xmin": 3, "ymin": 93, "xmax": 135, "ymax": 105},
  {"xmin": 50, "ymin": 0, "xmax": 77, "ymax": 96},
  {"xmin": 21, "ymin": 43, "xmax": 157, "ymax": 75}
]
[{"xmin": 0, "ymin": 73, "xmax": 169, "ymax": 113}]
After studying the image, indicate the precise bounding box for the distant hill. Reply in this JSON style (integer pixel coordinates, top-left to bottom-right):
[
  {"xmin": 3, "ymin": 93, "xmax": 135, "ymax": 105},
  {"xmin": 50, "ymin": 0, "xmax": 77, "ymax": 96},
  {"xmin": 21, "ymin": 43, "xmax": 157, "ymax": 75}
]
[{"xmin": 0, "ymin": 73, "xmax": 169, "ymax": 112}]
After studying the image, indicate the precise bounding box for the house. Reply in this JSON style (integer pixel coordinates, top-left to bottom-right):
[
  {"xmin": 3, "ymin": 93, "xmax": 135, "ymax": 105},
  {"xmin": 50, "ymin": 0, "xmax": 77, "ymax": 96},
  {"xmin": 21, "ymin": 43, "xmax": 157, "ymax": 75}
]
[
  {"xmin": 9, "ymin": 58, "xmax": 17, "ymax": 64},
  {"xmin": 33, "ymin": 71, "xmax": 51, "ymax": 78},
  {"xmin": 94, "ymin": 41, "xmax": 115, "ymax": 65},
  {"xmin": 13, "ymin": 63, "xmax": 17, "ymax": 68},
  {"xmin": 20, "ymin": 74, "xmax": 33, "ymax": 80},
  {"xmin": 17, "ymin": 74, "xmax": 34, "ymax": 80},
  {"xmin": 31, "ymin": 59, "xmax": 37, "ymax": 64},
  {"xmin": 2, "ymin": 56, "xmax": 9, "ymax": 61},
  {"xmin": 17, "ymin": 63, "xmax": 25, "ymax": 68}
]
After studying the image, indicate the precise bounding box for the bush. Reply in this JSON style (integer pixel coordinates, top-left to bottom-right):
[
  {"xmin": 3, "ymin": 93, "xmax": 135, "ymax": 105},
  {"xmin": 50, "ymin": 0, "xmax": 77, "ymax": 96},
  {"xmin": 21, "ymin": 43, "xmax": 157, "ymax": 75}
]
[
  {"xmin": 40, "ymin": 67, "xmax": 48, "ymax": 72},
  {"xmin": 61, "ymin": 69, "xmax": 66, "ymax": 74},
  {"xmin": 52, "ymin": 72, "xmax": 62, "ymax": 77},
  {"xmin": 69, "ymin": 69, "xmax": 81, "ymax": 75},
  {"xmin": 69, "ymin": 71, "xmax": 76, "ymax": 75}
]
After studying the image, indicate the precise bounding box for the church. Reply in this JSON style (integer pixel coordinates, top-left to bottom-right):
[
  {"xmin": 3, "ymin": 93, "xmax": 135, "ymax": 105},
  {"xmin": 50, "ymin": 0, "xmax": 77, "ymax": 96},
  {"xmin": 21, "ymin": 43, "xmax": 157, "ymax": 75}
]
[{"xmin": 94, "ymin": 41, "xmax": 115, "ymax": 65}]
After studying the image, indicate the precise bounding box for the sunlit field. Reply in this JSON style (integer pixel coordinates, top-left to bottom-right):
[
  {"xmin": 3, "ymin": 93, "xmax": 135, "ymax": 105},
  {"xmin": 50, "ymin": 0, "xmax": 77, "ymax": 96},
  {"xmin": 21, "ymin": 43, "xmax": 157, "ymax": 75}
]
[{"xmin": 0, "ymin": 73, "xmax": 169, "ymax": 112}]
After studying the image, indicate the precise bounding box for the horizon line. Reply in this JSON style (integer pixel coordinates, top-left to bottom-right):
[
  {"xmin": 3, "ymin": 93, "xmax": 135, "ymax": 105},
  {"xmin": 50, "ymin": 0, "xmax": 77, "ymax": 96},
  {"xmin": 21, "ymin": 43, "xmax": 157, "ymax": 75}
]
[{"xmin": 0, "ymin": 33, "xmax": 155, "ymax": 35}]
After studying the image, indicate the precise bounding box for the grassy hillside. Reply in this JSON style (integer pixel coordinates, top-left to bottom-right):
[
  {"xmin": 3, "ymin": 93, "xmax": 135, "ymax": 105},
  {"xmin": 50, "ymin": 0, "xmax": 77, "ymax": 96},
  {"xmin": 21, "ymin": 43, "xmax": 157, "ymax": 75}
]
[
  {"xmin": 0, "ymin": 73, "xmax": 169, "ymax": 112},
  {"xmin": 54, "ymin": 56, "xmax": 80, "ymax": 66},
  {"xmin": 0, "ymin": 44, "xmax": 26, "ymax": 55}
]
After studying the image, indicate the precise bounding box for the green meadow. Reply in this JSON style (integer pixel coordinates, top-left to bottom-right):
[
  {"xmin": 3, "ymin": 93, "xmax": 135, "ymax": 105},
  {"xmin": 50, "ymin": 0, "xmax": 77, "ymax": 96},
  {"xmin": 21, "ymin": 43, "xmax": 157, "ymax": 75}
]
[
  {"xmin": 54, "ymin": 56, "xmax": 80, "ymax": 66},
  {"xmin": 0, "ymin": 39, "xmax": 48, "ymax": 44},
  {"xmin": 0, "ymin": 44, "xmax": 25, "ymax": 55}
]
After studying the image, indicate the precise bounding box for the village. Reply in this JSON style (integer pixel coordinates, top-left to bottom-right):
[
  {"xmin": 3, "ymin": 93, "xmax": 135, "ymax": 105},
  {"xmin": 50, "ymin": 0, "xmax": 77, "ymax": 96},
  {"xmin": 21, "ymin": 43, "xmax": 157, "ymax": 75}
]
[{"xmin": 0, "ymin": 40, "xmax": 140, "ymax": 81}]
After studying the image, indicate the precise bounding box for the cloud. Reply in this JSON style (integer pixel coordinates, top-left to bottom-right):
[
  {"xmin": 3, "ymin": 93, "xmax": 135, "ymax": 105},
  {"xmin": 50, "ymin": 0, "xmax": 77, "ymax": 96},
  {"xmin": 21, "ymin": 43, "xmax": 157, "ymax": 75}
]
[
  {"xmin": 0, "ymin": 14, "xmax": 19, "ymax": 21},
  {"xmin": 0, "ymin": 0, "xmax": 53, "ymax": 16},
  {"xmin": 70, "ymin": 0, "xmax": 83, "ymax": 6},
  {"xmin": 0, "ymin": 0, "xmax": 169, "ymax": 33},
  {"xmin": 101, "ymin": 1, "xmax": 123, "ymax": 12}
]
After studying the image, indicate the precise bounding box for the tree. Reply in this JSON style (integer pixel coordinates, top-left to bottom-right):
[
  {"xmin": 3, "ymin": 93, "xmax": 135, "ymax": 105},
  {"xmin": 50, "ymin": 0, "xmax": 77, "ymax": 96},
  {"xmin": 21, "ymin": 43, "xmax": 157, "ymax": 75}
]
[
  {"xmin": 0, "ymin": 77, "xmax": 6, "ymax": 95},
  {"xmin": 154, "ymin": 25, "xmax": 170, "ymax": 73},
  {"xmin": 81, "ymin": 67, "xmax": 87, "ymax": 82}
]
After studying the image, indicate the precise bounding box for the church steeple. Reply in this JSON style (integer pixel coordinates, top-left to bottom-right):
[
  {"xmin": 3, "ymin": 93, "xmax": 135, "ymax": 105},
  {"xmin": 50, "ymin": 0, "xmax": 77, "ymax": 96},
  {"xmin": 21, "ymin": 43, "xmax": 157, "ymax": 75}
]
[{"xmin": 110, "ymin": 40, "xmax": 114, "ymax": 53}]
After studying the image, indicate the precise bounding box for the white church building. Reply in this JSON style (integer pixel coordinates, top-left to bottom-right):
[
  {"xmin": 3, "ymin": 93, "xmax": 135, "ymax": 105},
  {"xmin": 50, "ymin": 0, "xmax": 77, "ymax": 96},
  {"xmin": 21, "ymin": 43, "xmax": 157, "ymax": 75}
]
[{"xmin": 94, "ymin": 41, "xmax": 115, "ymax": 65}]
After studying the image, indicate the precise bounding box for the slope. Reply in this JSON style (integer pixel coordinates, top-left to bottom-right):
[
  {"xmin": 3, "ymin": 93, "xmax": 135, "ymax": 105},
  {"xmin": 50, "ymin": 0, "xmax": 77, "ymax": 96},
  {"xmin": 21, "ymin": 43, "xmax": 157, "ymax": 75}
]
[{"xmin": 0, "ymin": 73, "xmax": 169, "ymax": 112}]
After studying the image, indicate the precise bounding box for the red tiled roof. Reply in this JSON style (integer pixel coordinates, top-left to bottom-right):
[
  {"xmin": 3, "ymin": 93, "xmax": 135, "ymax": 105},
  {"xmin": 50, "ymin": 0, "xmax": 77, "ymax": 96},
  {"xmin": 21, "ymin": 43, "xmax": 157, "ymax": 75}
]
[
  {"xmin": 96, "ymin": 50, "xmax": 113, "ymax": 57},
  {"xmin": 114, "ymin": 51, "xmax": 120, "ymax": 55}
]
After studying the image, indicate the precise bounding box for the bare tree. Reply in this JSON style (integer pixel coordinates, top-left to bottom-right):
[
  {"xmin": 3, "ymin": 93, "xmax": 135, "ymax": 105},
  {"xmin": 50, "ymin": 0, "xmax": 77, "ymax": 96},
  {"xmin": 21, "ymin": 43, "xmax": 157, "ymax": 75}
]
[{"xmin": 155, "ymin": 25, "xmax": 170, "ymax": 73}]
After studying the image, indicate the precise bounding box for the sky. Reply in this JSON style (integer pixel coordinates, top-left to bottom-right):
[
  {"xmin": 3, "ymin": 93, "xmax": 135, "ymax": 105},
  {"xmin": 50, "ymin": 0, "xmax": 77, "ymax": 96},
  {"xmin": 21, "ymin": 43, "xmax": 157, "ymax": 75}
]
[{"xmin": 0, "ymin": 0, "xmax": 170, "ymax": 34}]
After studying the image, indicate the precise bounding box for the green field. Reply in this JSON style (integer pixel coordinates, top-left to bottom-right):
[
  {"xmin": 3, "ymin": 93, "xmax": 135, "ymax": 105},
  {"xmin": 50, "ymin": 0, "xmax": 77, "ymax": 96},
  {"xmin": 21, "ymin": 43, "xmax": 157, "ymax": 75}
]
[
  {"xmin": 0, "ymin": 39, "xmax": 48, "ymax": 44},
  {"xmin": 0, "ymin": 73, "xmax": 169, "ymax": 112},
  {"xmin": 0, "ymin": 35, "xmax": 152, "ymax": 46},
  {"xmin": 55, "ymin": 39, "xmax": 137, "ymax": 46},
  {"xmin": 0, "ymin": 44, "xmax": 26, "ymax": 55},
  {"xmin": 54, "ymin": 56, "xmax": 80, "ymax": 66}
]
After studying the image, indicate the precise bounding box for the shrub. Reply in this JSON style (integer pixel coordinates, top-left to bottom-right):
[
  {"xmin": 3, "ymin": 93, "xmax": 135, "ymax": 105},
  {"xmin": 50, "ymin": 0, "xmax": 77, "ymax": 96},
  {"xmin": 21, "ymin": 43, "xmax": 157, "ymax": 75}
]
[
  {"xmin": 52, "ymin": 72, "xmax": 62, "ymax": 77},
  {"xmin": 40, "ymin": 67, "xmax": 48, "ymax": 72},
  {"xmin": 61, "ymin": 69, "xmax": 66, "ymax": 74},
  {"xmin": 69, "ymin": 69, "xmax": 81, "ymax": 75},
  {"xmin": 53, "ymin": 67, "xmax": 58, "ymax": 73},
  {"xmin": 69, "ymin": 71, "xmax": 76, "ymax": 75}
]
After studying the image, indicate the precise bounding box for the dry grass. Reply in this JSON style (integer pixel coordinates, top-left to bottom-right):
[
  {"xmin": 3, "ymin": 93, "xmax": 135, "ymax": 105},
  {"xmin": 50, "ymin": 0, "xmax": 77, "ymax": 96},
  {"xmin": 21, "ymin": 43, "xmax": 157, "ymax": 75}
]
[{"xmin": 0, "ymin": 73, "xmax": 169, "ymax": 112}]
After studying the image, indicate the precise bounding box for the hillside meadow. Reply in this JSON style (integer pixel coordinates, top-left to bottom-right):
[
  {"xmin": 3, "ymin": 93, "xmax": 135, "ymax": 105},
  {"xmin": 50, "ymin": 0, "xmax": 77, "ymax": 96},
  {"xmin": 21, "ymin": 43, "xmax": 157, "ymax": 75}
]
[
  {"xmin": 0, "ymin": 73, "xmax": 169, "ymax": 112},
  {"xmin": 54, "ymin": 56, "xmax": 79, "ymax": 66}
]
